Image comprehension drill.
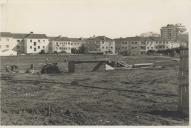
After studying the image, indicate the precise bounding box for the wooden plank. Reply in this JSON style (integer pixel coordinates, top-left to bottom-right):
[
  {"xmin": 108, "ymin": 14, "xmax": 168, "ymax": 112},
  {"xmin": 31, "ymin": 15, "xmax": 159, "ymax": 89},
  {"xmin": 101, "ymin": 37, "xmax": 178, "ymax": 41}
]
[{"xmin": 92, "ymin": 62, "xmax": 104, "ymax": 72}]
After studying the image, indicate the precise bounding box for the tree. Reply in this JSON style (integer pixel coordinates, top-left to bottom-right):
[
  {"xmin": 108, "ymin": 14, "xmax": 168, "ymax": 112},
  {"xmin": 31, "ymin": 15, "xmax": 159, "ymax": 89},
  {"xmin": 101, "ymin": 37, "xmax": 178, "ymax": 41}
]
[
  {"xmin": 39, "ymin": 49, "xmax": 45, "ymax": 54},
  {"xmin": 146, "ymin": 50, "xmax": 155, "ymax": 55},
  {"xmin": 78, "ymin": 44, "xmax": 87, "ymax": 54},
  {"xmin": 71, "ymin": 48, "xmax": 78, "ymax": 54},
  {"xmin": 119, "ymin": 50, "xmax": 130, "ymax": 56}
]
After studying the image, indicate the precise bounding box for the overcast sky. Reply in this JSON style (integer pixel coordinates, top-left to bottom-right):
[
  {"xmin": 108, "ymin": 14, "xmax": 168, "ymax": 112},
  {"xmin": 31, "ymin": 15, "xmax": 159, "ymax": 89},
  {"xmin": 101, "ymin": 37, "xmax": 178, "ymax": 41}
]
[{"xmin": 0, "ymin": 0, "xmax": 191, "ymax": 38}]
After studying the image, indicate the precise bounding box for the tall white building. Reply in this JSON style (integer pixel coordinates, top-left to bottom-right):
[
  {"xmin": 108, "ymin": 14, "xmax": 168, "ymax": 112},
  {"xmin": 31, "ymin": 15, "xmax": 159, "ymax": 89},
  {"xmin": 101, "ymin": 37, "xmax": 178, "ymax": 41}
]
[{"xmin": 23, "ymin": 32, "xmax": 49, "ymax": 54}]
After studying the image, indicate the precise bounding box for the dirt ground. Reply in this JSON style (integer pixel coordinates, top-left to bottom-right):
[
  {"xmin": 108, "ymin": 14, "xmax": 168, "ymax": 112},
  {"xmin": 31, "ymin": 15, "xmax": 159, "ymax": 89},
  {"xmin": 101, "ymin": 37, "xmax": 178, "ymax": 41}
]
[{"xmin": 0, "ymin": 55, "xmax": 189, "ymax": 125}]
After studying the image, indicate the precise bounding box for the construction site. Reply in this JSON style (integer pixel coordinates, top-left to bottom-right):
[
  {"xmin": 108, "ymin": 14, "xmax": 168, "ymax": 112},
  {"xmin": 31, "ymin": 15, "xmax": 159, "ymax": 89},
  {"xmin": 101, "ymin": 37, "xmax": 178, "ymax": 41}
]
[{"xmin": 0, "ymin": 53, "xmax": 189, "ymax": 125}]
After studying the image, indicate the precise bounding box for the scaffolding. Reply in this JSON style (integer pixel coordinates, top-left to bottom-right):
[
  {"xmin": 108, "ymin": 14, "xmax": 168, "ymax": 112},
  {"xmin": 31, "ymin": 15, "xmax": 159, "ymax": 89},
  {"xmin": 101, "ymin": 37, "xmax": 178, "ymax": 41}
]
[{"xmin": 178, "ymin": 39, "xmax": 189, "ymax": 115}]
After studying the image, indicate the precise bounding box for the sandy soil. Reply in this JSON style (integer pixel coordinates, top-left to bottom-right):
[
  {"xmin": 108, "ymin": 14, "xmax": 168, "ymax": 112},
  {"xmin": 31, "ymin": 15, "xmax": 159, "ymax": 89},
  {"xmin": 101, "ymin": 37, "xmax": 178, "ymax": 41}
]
[{"xmin": 0, "ymin": 55, "xmax": 189, "ymax": 125}]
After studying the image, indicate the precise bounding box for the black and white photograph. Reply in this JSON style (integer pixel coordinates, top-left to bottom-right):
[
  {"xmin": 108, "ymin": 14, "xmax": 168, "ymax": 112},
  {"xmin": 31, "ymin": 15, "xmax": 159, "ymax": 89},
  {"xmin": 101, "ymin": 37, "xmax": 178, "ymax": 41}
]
[{"xmin": 0, "ymin": 0, "xmax": 190, "ymax": 126}]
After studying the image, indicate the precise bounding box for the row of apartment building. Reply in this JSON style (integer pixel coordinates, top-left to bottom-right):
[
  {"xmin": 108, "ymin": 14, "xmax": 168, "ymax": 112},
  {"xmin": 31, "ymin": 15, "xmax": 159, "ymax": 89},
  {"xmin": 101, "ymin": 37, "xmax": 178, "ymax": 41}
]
[
  {"xmin": 0, "ymin": 31, "xmax": 188, "ymax": 56},
  {"xmin": 0, "ymin": 32, "xmax": 116, "ymax": 56},
  {"xmin": 114, "ymin": 36, "xmax": 181, "ymax": 55}
]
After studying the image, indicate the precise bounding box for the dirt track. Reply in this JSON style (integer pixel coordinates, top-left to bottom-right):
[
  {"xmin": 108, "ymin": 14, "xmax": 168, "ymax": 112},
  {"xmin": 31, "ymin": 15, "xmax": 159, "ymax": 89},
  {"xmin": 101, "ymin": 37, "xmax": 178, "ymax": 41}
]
[{"xmin": 0, "ymin": 55, "xmax": 189, "ymax": 125}]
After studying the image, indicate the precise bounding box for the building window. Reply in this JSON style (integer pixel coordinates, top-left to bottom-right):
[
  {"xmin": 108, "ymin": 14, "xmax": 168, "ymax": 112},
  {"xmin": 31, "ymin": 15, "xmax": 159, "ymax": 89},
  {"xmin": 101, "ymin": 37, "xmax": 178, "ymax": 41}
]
[
  {"xmin": 30, "ymin": 46, "xmax": 32, "ymax": 49},
  {"xmin": 43, "ymin": 40, "xmax": 45, "ymax": 42},
  {"xmin": 71, "ymin": 43, "xmax": 73, "ymax": 45},
  {"xmin": 38, "ymin": 40, "xmax": 40, "ymax": 42},
  {"xmin": 43, "ymin": 46, "xmax": 45, "ymax": 48},
  {"xmin": 102, "ymin": 41, "xmax": 104, "ymax": 44},
  {"xmin": 6, "ymin": 45, "xmax": 9, "ymax": 48},
  {"xmin": 30, "ymin": 40, "xmax": 32, "ymax": 42},
  {"xmin": 102, "ymin": 46, "xmax": 104, "ymax": 49},
  {"xmin": 68, "ymin": 42, "xmax": 70, "ymax": 44},
  {"xmin": 38, "ymin": 46, "xmax": 40, "ymax": 49},
  {"xmin": 17, "ymin": 40, "xmax": 20, "ymax": 42},
  {"xmin": 34, "ymin": 48, "xmax": 36, "ymax": 51},
  {"xmin": 34, "ymin": 42, "xmax": 36, "ymax": 46}
]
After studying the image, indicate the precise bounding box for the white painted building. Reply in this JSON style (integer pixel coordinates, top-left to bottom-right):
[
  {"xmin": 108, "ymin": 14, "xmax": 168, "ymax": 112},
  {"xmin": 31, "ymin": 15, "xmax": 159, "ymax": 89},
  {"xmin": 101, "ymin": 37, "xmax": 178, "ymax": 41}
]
[
  {"xmin": 0, "ymin": 32, "xmax": 17, "ymax": 56},
  {"xmin": 23, "ymin": 33, "xmax": 49, "ymax": 54},
  {"xmin": 49, "ymin": 37, "xmax": 72, "ymax": 53},
  {"xmin": 49, "ymin": 37, "xmax": 87, "ymax": 53}
]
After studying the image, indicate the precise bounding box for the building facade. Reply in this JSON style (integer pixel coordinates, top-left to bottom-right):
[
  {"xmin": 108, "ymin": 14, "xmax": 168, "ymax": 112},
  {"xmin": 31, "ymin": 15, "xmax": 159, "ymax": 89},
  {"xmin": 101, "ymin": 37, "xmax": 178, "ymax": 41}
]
[
  {"xmin": 49, "ymin": 37, "xmax": 72, "ymax": 53},
  {"xmin": 23, "ymin": 33, "xmax": 49, "ymax": 54},
  {"xmin": 115, "ymin": 37, "xmax": 145, "ymax": 55},
  {"xmin": 115, "ymin": 36, "xmax": 180, "ymax": 55},
  {"xmin": 160, "ymin": 24, "xmax": 186, "ymax": 41},
  {"xmin": 12, "ymin": 33, "xmax": 27, "ymax": 54},
  {"xmin": 86, "ymin": 36, "xmax": 115, "ymax": 54},
  {"xmin": 0, "ymin": 32, "xmax": 17, "ymax": 56},
  {"xmin": 49, "ymin": 37, "xmax": 86, "ymax": 54}
]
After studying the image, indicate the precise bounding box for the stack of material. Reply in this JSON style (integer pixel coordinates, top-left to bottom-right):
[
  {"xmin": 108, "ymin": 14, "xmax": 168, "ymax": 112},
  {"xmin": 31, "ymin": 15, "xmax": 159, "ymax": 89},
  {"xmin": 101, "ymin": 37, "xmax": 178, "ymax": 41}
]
[{"xmin": 41, "ymin": 63, "xmax": 61, "ymax": 74}]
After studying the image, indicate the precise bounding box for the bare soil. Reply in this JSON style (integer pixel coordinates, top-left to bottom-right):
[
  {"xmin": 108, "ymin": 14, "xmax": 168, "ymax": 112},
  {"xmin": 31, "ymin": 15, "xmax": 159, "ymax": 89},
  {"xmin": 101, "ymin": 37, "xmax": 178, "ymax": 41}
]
[{"xmin": 0, "ymin": 55, "xmax": 189, "ymax": 125}]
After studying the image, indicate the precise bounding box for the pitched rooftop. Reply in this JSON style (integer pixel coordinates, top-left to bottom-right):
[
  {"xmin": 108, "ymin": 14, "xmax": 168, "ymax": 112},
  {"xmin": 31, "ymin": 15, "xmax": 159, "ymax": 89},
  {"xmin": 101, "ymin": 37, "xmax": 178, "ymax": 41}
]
[
  {"xmin": 0, "ymin": 32, "xmax": 12, "ymax": 37},
  {"xmin": 24, "ymin": 33, "xmax": 48, "ymax": 39},
  {"xmin": 12, "ymin": 33, "xmax": 27, "ymax": 39}
]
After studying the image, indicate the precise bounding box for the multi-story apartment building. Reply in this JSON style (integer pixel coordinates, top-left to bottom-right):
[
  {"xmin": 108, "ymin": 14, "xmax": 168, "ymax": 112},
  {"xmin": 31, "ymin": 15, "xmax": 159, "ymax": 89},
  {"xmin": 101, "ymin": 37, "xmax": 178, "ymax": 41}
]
[
  {"xmin": 85, "ymin": 36, "xmax": 115, "ymax": 54},
  {"xmin": 49, "ymin": 36, "xmax": 72, "ymax": 53},
  {"xmin": 0, "ymin": 32, "xmax": 17, "ymax": 56},
  {"xmin": 0, "ymin": 32, "xmax": 49, "ymax": 55},
  {"xmin": 115, "ymin": 37, "xmax": 145, "ymax": 55},
  {"xmin": 12, "ymin": 33, "xmax": 27, "ymax": 54},
  {"xmin": 49, "ymin": 36, "xmax": 86, "ymax": 53},
  {"xmin": 23, "ymin": 32, "xmax": 49, "ymax": 54},
  {"xmin": 160, "ymin": 24, "xmax": 186, "ymax": 41},
  {"xmin": 70, "ymin": 38, "xmax": 87, "ymax": 51},
  {"xmin": 115, "ymin": 36, "xmax": 180, "ymax": 55},
  {"xmin": 161, "ymin": 24, "xmax": 178, "ymax": 41}
]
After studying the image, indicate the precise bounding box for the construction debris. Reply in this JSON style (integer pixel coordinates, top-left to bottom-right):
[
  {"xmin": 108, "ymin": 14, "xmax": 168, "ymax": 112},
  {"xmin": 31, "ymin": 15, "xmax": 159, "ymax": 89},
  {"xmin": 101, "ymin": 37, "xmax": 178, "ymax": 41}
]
[
  {"xmin": 41, "ymin": 63, "xmax": 61, "ymax": 74},
  {"xmin": 105, "ymin": 64, "xmax": 115, "ymax": 70},
  {"xmin": 5, "ymin": 65, "xmax": 19, "ymax": 73},
  {"xmin": 132, "ymin": 63, "xmax": 153, "ymax": 68},
  {"xmin": 26, "ymin": 64, "xmax": 35, "ymax": 74}
]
